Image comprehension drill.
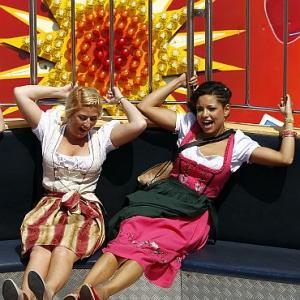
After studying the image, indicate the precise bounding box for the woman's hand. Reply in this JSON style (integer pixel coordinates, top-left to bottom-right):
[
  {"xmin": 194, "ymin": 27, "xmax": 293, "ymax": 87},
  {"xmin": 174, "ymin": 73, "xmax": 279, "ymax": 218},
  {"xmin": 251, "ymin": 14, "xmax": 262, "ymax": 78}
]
[
  {"xmin": 59, "ymin": 83, "xmax": 74, "ymax": 100},
  {"xmin": 105, "ymin": 87, "xmax": 124, "ymax": 104},
  {"xmin": 177, "ymin": 73, "xmax": 198, "ymax": 89},
  {"xmin": 279, "ymin": 94, "xmax": 293, "ymax": 118}
]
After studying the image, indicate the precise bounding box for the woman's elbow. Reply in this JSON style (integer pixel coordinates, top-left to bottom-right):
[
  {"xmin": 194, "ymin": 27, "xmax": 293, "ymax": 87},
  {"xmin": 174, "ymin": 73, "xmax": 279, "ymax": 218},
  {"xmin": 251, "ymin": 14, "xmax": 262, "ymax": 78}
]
[
  {"xmin": 279, "ymin": 156, "xmax": 294, "ymax": 166},
  {"xmin": 13, "ymin": 87, "xmax": 21, "ymax": 100},
  {"xmin": 137, "ymin": 102, "xmax": 149, "ymax": 115},
  {"xmin": 136, "ymin": 119, "xmax": 147, "ymax": 132}
]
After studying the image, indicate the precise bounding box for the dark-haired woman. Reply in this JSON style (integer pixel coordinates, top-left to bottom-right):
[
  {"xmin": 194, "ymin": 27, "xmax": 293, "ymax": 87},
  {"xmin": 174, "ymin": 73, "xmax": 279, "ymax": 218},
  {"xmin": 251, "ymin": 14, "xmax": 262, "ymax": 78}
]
[{"xmin": 66, "ymin": 73, "xmax": 295, "ymax": 300}]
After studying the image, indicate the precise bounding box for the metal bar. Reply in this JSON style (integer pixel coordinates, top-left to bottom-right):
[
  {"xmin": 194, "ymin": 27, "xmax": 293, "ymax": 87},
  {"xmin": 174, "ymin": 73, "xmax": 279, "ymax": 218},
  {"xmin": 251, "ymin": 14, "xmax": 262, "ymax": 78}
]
[
  {"xmin": 186, "ymin": 0, "xmax": 195, "ymax": 101},
  {"xmin": 29, "ymin": 0, "xmax": 38, "ymax": 84},
  {"xmin": 289, "ymin": 31, "xmax": 300, "ymax": 36},
  {"xmin": 71, "ymin": 0, "xmax": 76, "ymax": 86},
  {"xmin": 282, "ymin": 0, "xmax": 288, "ymax": 101},
  {"xmin": 205, "ymin": 0, "xmax": 213, "ymax": 81},
  {"xmin": 245, "ymin": 0, "xmax": 250, "ymax": 105},
  {"xmin": 4, "ymin": 102, "xmax": 300, "ymax": 114},
  {"xmin": 148, "ymin": 0, "xmax": 153, "ymax": 93},
  {"xmin": 109, "ymin": 0, "xmax": 115, "ymax": 90}
]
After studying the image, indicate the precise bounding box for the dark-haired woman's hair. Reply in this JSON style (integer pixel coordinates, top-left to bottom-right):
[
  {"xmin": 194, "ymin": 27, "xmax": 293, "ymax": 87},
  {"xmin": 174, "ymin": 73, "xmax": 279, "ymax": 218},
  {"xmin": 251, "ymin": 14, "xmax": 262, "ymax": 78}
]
[{"xmin": 188, "ymin": 81, "xmax": 232, "ymax": 115}]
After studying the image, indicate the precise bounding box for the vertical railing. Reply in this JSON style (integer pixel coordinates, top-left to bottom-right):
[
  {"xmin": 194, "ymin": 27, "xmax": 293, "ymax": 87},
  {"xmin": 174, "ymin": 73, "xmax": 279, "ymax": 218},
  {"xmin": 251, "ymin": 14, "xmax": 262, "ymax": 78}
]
[
  {"xmin": 245, "ymin": 0, "xmax": 250, "ymax": 105},
  {"xmin": 109, "ymin": 0, "xmax": 115, "ymax": 91},
  {"xmin": 70, "ymin": 0, "xmax": 76, "ymax": 86},
  {"xmin": 3, "ymin": 0, "xmax": 300, "ymax": 114},
  {"xmin": 204, "ymin": 0, "xmax": 213, "ymax": 81},
  {"xmin": 148, "ymin": 0, "xmax": 153, "ymax": 93},
  {"xmin": 29, "ymin": 0, "xmax": 38, "ymax": 84},
  {"xmin": 186, "ymin": 0, "xmax": 195, "ymax": 101},
  {"xmin": 282, "ymin": 0, "xmax": 288, "ymax": 101}
]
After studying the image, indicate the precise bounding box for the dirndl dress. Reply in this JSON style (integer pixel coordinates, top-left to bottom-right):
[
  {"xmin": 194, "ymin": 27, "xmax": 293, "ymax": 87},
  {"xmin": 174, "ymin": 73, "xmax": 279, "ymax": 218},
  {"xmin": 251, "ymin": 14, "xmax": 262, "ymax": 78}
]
[
  {"xmin": 103, "ymin": 180, "xmax": 211, "ymax": 288},
  {"xmin": 21, "ymin": 191, "xmax": 105, "ymax": 259}
]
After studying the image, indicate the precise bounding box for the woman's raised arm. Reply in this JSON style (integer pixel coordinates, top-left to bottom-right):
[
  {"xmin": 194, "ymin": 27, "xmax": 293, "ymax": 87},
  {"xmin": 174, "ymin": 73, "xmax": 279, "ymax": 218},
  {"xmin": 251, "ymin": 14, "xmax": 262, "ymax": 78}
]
[
  {"xmin": 137, "ymin": 73, "xmax": 197, "ymax": 131},
  {"xmin": 250, "ymin": 95, "xmax": 295, "ymax": 166},
  {"xmin": 14, "ymin": 84, "xmax": 72, "ymax": 128},
  {"xmin": 108, "ymin": 87, "xmax": 147, "ymax": 147}
]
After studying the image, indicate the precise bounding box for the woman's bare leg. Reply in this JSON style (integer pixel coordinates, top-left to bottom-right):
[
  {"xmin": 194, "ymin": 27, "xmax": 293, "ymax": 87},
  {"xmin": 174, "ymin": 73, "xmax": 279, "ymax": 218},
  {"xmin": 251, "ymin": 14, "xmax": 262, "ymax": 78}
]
[
  {"xmin": 94, "ymin": 259, "xmax": 143, "ymax": 300},
  {"xmin": 83, "ymin": 252, "xmax": 120, "ymax": 286},
  {"xmin": 22, "ymin": 246, "xmax": 52, "ymax": 300},
  {"xmin": 43, "ymin": 246, "xmax": 78, "ymax": 299}
]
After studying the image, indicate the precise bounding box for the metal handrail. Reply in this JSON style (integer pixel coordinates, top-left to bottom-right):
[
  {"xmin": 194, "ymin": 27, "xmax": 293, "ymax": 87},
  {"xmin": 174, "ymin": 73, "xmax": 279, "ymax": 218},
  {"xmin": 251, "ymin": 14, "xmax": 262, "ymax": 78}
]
[
  {"xmin": 2, "ymin": 0, "xmax": 298, "ymax": 118},
  {"xmin": 282, "ymin": 0, "xmax": 288, "ymax": 101},
  {"xmin": 148, "ymin": 0, "xmax": 153, "ymax": 93},
  {"xmin": 205, "ymin": 0, "xmax": 213, "ymax": 81},
  {"xmin": 187, "ymin": 0, "xmax": 194, "ymax": 102},
  {"xmin": 71, "ymin": 0, "xmax": 76, "ymax": 86},
  {"xmin": 245, "ymin": 0, "xmax": 250, "ymax": 105},
  {"xmin": 109, "ymin": 0, "xmax": 115, "ymax": 90},
  {"xmin": 2, "ymin": 101, "xmax": 300, "ymax": 114},
  {"xmin": 29, "ymin": 0, "xmax": 38, "ymax": 84}
]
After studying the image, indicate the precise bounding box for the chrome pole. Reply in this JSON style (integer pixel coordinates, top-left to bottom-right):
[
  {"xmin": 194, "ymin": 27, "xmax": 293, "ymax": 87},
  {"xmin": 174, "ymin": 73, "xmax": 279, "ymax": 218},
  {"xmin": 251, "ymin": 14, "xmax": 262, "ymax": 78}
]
[
  {"xmin": 71, "ymin": 0, "xmax": 76, "ymax": 86},
  {"xmin": 148, "ymin": 0, "xmax": 153, "ymax": 93},
  {"xmin": 282, "ymin": 0, "xmax": 288, "ymax": 101},
  {"xmin": 29, "ymin": 0, "xmax": 38, "ymax": 84},
  {"xmin": 187, "ymin": 0, "xmax": 194, "ymax": 101},
  {"xmin": 109, "ymin": 0, "xmax": 115, "ymax": 90},
  {"xmin": 205, "ymin": 0, "xmax": 212, "ymax": 81},
  {"xmin": 245, "ymin": 0, "xmax": 250, "ymax": 105}
]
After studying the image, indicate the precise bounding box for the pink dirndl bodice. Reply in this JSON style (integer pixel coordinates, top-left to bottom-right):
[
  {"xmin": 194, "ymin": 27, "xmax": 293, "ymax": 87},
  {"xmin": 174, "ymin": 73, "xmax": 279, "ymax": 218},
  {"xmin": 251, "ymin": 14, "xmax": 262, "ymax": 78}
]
[{"xmin": 103, "ymin": 124, "xmax": 235, "ymax": 288}]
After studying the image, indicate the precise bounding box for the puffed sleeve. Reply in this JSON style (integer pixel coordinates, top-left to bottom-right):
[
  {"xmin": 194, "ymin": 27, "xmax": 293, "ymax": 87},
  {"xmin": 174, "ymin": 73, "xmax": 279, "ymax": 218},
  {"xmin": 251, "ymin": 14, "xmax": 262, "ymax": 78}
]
[
  {"xmin": 231, "ymin": 130, "xmax": 260, "ymax": 172},
  {"xmin": 175, "ymin": 112, "xmax": 196, "ymax": 146},
  {"xmin": 96, "ymin": 120, "xmax": 121, "ymax": 154},
  {"xmin": 32, "ymin": 108, "xmax": 62, "ymax": 143}
]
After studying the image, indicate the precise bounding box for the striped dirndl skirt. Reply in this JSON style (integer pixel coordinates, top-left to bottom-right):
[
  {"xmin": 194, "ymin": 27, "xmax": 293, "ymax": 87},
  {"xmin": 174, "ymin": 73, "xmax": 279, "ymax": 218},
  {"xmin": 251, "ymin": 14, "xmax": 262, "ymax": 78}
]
[{"xmin": 20, "ymin": 191, "xmax": 105, "ymax": 259}]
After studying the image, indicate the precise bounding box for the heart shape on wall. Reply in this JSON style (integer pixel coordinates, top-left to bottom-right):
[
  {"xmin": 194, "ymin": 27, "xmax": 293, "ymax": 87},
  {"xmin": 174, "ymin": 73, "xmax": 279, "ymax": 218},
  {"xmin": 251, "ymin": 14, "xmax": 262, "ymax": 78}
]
[{"xmin": 264, "ymin": 0, "xmax": 300, "ymax": 44}]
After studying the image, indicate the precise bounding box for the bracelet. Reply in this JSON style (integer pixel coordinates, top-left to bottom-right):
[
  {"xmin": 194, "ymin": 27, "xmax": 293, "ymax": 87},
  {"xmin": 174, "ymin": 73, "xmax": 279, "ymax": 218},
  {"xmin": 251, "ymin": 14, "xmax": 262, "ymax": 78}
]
[
  {"xmin": 285, "ymin": 117, "xmax": 294, "ymax": 124},
  {"xmin": 282, "ymin": 129, "xmax": 297, "ymax": 138},
  {"xmin": 116, "ymin": 96, "xmax": 126, "ymax": 104}
]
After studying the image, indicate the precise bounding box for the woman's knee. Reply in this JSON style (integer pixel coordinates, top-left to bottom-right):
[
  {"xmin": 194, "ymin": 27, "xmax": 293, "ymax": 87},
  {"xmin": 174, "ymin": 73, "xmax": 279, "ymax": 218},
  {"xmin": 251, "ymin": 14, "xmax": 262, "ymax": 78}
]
[
  {"xmin": 30, "ymin": 245, "xmax": 52, "ymax": 260},
  {"xmin": 52, "ymin": 246, "xmax": 78, "ymax": 262}
]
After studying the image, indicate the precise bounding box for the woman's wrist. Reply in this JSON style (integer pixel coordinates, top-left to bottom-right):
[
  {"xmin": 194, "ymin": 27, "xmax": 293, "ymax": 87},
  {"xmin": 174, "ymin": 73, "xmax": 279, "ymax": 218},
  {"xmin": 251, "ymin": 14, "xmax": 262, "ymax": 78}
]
[
  {"xmin": 284, "ymin": 115, "xmax": 294, "ymax": 130},
  {"xmin": 115, "ymin": 96, "xmax": 127, "ymax": 106},
  {"xmin": 282, "ymin": 129, "xmax": 297, "ymax": 138}
]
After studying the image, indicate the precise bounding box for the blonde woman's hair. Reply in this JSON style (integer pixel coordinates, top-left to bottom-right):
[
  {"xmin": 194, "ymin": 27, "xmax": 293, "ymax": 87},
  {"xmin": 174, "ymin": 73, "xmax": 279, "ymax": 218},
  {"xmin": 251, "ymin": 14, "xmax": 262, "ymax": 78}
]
[{"xmin": 63, "ymin": 86, "xmax": 103, "ymax": 123}]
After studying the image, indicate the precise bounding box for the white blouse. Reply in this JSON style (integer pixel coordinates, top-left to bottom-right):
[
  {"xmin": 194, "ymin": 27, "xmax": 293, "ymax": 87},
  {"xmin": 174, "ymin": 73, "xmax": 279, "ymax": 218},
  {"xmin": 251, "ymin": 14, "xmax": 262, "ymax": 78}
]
[
  {"xmin": 175, "ymin": 112, "xmax": 260, "ymax": 172},
  {"xmin": 32, "ymin": 108, "xmax": 120, "ymax": 193}
]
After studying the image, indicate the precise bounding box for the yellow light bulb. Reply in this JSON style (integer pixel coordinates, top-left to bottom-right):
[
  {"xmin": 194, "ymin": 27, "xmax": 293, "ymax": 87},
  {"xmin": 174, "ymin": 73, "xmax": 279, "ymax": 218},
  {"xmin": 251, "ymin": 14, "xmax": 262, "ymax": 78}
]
[
  {"xmin": 172, "ymin": 13, "xmax": 179, "ymax": 22},
  {"xmin": 56, "ymin": 9, "xmax": 65, "ymax": 19},
  {"xmin": 56, "ymin": 62, "xmax": 64, "ymax": 70},
  {"xmin": 53, "ymin": 51, "xmax": 62, "ymax": 60},
  {"xmin": 45, "ymin": 34, "xmax": 53, "ymax": 43},
  {"xmin": 139, "ymin": 5, "xmax": 146, "ymax": 15},
  {"xmin": 159, "ymin": 13, "xmax": 167, "ymax": 22},
  {"xmin": 43, "ymin": 45, "xmax": 52, "ymax": 54},
  {"xmin": 138, "ymin": 91, "xmax": 147, "ymax": 98},
  {"xmin": 154, "ymin": 22, "xmax": 162, "ymax": 31},
  {"xmin": 171, "ymin": 49, "xmax": 180, "ymax": 58},
  {"xmin": 160, "ymin": 53, "xmax": 168, "ymax": 62},
  {"xmin": 158, "ymin": 63, "xmax": 167, "ymax": 73},
  {"xmin": 54, "ymin": 40, "xmax": 63, "ymax": 49}
]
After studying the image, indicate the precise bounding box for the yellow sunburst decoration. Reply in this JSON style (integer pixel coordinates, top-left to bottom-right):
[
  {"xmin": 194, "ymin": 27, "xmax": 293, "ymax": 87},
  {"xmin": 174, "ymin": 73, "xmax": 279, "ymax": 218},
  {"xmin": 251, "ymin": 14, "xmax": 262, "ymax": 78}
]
[{"xmin": 0, "ymin": 0, "xmax": 243, "ymax": 117}]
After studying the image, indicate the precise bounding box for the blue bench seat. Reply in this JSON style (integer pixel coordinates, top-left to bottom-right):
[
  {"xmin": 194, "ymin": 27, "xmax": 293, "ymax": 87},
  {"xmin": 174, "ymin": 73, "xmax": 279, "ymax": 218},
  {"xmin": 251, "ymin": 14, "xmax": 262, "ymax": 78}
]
[{"xmin": 182, "ymin": 240, "xmax": 300, "ymax": 283}]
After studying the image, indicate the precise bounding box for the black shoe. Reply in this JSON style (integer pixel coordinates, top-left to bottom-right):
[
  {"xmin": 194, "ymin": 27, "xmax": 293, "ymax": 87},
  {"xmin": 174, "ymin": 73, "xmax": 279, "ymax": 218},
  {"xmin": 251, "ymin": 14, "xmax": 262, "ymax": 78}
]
[
  {"xmin": 28, "ymin": 271, "xmax": 46, "ymax": 300},
  {"xmin": 2, "ymin": 279, "xmax": 23, "ymax": 300}
]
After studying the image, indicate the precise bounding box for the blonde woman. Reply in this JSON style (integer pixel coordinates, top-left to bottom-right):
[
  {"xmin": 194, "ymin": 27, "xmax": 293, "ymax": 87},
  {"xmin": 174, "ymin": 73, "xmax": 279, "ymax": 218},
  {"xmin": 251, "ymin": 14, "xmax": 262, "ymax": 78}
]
[{"xmin": 2, "ymin": 84, "xmax": 146, "ymax": 300}]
